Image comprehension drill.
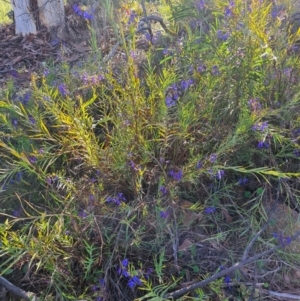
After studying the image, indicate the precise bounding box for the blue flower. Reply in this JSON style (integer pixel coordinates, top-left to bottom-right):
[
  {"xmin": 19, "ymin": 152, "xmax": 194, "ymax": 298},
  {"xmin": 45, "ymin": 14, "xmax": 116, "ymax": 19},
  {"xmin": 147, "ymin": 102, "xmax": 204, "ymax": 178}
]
[
  {"xmin": 159, "ymin": 185, "xmax": 168, "ymax": 195},
  {"xmin": 72, "ymin": 4, "xmax": 81, "ymax": 15},
  {"xmin": 294, "ymin": 149, "xmax": 300, "ymax": 157},
  {"xmin": 169, "ymin": 170, "xmax": 183, "ymax": 181},
  {"xmin": 224, "ymin": 6, "xmax": 233, "ymax": 17},
  {"xmin": 273, "ymin": 232, "xmax": 291, "ymax": 246},
  {"xmin": 197, "ymin": 64, "xmax": 206, "ymax": 73},
  {"xmin": 122, "ymin": 259, "xmax": 129, "ymax": 267},
  {"xmin": 28, "ymin": 156, "xmax": 37, "ymax": 164},
  {"xmin": 106, "ymin": 193, "xmax": 126, "ymax": 205},
  {"xmin": 238, "ymin": 177, "xmax": 249, "ymax": 185},
  {"xmin": 217, "ymin": 30, "xmax": 230, "ymax": 41},
  {"xmin": 180, "ymin": 79, "xmax": 193, "ymax": 90},
  {"xmin": 211, "ymin": 65, "xmax": 220, "ymax": 76},
  {"xmin": 128, "ymin": 10, "xmax": 137, "ymax": 25},
  {"xmin": 58, "ymin": 84, "xmax": 69, "ymax": 97},
  {"xmin": 248, "ymin": 98, "xmax": 261, "ymax": 111},
  {"xmin": 166, "ymin": 96, "xmax": 176, "ymax": 107},
  {"xmin": 12, "ymin": 119, "xmax": 18, "ymax": 128},
  {"xmin": 18, "ymin": 92, "xmax": 31, "ymax": 105},
  {"xmin": 159, "ymin": 210, "xmax": 169, "ymax": 219},
  {"xmin": 195, "ymin": 0, "xmax": 205, "ymax": 10},
  {"xmin": 216, "ymin": 169, "xmax": 225, "ymax": 180},
  {"xmin": 29, "ymin": 115, "xmax": 36, "ymax": 125},
  {"xmin": 196, "ymin": 161, "xmax": 203, "ymax": 169},
  {"xmin": 209, "ymin": 153, "xmax": 217, "ymax": 163},
  {"xmin": 128, "ymin": 275, "xmax": 142, "ymax": 289},
  {"xmin": 224, "ymin": 275, "xmax": 231, "ymax": 285},
  {"xmin": 78, "ymin": 209, "xmax": 88, "ymax": 218},
  {"xmin": 83, "ymin": 11, "xmax": 93, "ymax": 20},
  {"xmin": 252, "ymin": 121, "xmax": 268, "ymax": 131},
  {"xmin": 257, "ymin": 141, "xmax": 269, "ymax": 149},
  {"xmin": 204, "ymin": 207, "xmax": 216, "ymax": 214}
]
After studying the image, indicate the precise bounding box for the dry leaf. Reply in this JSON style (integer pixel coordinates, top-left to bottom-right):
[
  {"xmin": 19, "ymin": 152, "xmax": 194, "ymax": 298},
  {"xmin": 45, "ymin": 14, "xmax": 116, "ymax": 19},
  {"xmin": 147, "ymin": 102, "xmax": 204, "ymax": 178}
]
[{"xmin": 178, "ymin": 239, "xmax": 193, "ymax": 251}]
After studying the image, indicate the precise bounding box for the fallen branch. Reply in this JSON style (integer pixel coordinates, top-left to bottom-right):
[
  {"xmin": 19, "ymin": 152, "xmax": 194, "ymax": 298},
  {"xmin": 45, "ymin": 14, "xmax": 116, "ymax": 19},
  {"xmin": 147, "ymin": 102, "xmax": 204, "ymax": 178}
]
[
  {"xmin": 140, "ymin": 15, "xmax": 177, "ymax": 36},
  {"xmin": 0, "ymin": 276, "xmax": 31, "ymax": 301},
  {"xmin": 164, "ymin": 229, "xmax": 300, "ymax": 299}
]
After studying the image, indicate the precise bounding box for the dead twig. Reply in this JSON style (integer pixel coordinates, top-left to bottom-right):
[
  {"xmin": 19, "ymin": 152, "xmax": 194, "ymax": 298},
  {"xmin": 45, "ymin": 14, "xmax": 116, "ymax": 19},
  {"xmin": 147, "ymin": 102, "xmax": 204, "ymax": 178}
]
[{"xmin": 164, "ymin": 230, "xmax": 300, "ymax": 299}]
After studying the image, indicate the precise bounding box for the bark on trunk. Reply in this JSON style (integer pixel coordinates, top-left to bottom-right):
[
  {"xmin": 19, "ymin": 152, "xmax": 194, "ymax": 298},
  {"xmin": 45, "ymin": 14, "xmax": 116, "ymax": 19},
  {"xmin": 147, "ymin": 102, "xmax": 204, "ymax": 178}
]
[
  {"xmin": 37, "ymin": 0, "xmax": 65, "ymax": 28},
  {"xmin": 11, "ymin": 0, "xmax": 37, "ymax": 35},
  {"xmin": 11, "ymin": 0, "xmax": 65, "ymax": 36}
]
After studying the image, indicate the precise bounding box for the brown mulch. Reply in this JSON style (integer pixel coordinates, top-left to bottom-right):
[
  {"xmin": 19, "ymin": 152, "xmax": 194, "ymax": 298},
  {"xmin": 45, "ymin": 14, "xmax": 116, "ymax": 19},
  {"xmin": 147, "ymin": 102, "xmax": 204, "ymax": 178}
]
[{"xmin": 0, "ymin": 20, "xmax": 92, "ymax": 84}]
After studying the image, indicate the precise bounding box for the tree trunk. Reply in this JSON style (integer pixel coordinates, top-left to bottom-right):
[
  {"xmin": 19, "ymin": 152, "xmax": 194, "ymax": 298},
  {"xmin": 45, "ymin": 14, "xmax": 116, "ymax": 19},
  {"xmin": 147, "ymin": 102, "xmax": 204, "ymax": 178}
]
[{"xmin": 10, "ymin": 0, "xmax": 65, "ymax": 36}]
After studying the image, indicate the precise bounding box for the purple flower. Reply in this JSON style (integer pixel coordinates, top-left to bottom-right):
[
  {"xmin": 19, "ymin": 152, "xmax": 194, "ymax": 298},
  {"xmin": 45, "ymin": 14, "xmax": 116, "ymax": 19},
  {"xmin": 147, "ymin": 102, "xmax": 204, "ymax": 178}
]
[
  {"xmin": 204, "ymin": 207, "xmax": 216, "ymax": 214},
  {"xmin": 211, "ymin": 65, "xmax": 220, "ymax": 76},
  {"xmin": 248, "ymin": 98, "xmax": 261, "ymax": 111},
  {"xmin": 294, "ymin": 149, "xmax": 300, "ymax": 157},
  {"xmin": 195, "ymin": 0, "xmax": 205, "ymax": 10},
  {"xmin": 83, "ymin": 10, "xmax": 93, "ymax": 20},
  {"xmin": 43, "ymin": 69, "xmax": 50, "ymax": 76},
  {"xmin": 260, "ymin": 121, "xmax": 268, "ymax": 131},
  {"xmin": 257, "ymin": 141, "xmax": 264, "ymax": 148},
  {"xmin": 58, "ymin": 84, "xmax": 69, "ymax": 97},
  {"xmin": 106, "ymin": 193, "xmax": 126, "ymax": 205},
  {"xmin": 132, "ymin": 275, "xmax": 142, "ymax": 286},
  {"xmin": 128, "ymin": 10, "xmax": 137, "ymax": 25},
  {"xmin": 12, "ymin": 119, "xmax": 18, "ymax": 128},
  {"xmin": 273, "ymin": 232, "xmax": 291, "ymax": 246},
  {"xmin": 19, "ymin": 92, "xmax": 31, "ymax": 105},
  {"xmin": 180, "ymin": 79, "xmax": 194, "ymax": 90},
  {"xmin": 128, "ymin": 275, "xmax": 142, "ymax": 289},
  {"xmin": 166, "ymin": 96, "xmax": 176, "ymax": 107},
  {"xmin": 159, "ymin": 210, "xmax": 169, "ymax": 219},
  {"xmin": 257, "ymin": 141, "xmax": 269, "ymax": 149},
  {"xmin": 122, "ymin": 269, "xmax": 130, "ymax": 277},
  {"xmin": 238, "ymin": 177, "xmax": 249, "ymax": 185},
  {"xmin": 252, "ymin": 121, "xmax": 268, "ymax": 131},
  {"xmin": 163, "ymin": 48, "xmax": 173, "ymax": 56},
  {"xmin": 73, "ymin": 4, "xmax": 81, "ymax": 15},
  {"xmin": 224, "ymin": 6, "xmax": 233, "ymax": 17},
  {"xmin": 28, "ymin": 156, "xmax": 37, "ymax": 164},
  {"xmin": 159, "ymin": 185, "xmax": 168, "ymax": 195},
  {"xmin": 216, "ymin": 169, "xmax": 225, "ymax": 180},
  {"xmin": 169, "ymin": 170, "xmax": 183, "ymax": 181},
  {"xmin": 270, "ymin": 5, "xmax": 285, "ymax": 19},
  {"xmin": 129, "ymin": 160, "xmax": 139, "ymax": 171},
  {"xmin": 99, "ymin": 278, "xmax": 105, "ymax": 286},
  {"xmin": 224, "ymin": 275, "xmax": 231, "ymax": 285},
  {"xmin": 196, "ymin": 161, "xmax": 203, "ymax": 169},
  {"xmin": 217, "ymin": 30, "xmax": 230, "ymax": 41},
  {"xmin": 197, "ymin": 64, "xmax": 206, "ymax": 73},
  {"xmin": 78, "ymin": 209, "xmax": 88, "ymax": 218},
  {"xmin": 29, "ymin": 115, "xmax": 36, "ymax": 125},
  {"xmin": 209, "ymin": 153, "xmax": 217, "ymax": 163},
  {"xmin": 122, "ymin": 259, "xmax": 129, "ymax": 267},
  {"xmin": 144, "ymin": 268, "xmax": 153, "ymax": 279},
  {"xmin": 13, "ymin": 208, "xmax": 22, "ymax": 217},
  {"xmin": 15, "ymin": 172, "xmax": 23, "ymax": 181}
]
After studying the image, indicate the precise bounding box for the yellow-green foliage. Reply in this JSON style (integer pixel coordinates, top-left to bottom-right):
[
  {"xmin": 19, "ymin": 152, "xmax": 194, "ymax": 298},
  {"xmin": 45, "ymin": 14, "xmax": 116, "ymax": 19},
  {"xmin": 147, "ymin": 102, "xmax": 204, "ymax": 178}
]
[{"xmin": 0, "ymin": 0, "xmax": 11, "ymax": 24}]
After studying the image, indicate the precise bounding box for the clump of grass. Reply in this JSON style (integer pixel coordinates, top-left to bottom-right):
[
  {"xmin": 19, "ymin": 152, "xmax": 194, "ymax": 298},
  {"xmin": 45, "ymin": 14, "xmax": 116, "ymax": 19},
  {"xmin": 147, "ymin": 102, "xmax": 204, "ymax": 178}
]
[{"xmin": 1, "ymin": 0, "xmax": 300, "ymax": 300}]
